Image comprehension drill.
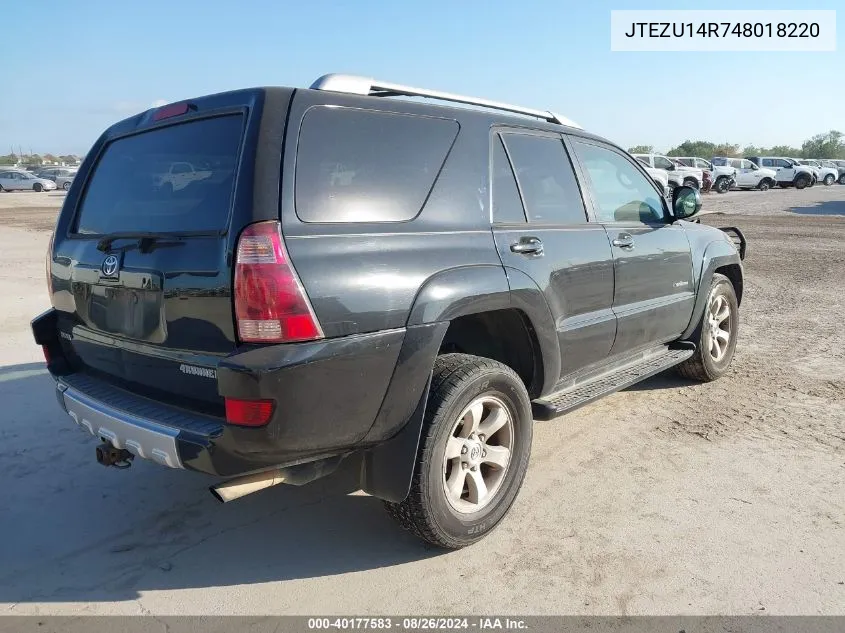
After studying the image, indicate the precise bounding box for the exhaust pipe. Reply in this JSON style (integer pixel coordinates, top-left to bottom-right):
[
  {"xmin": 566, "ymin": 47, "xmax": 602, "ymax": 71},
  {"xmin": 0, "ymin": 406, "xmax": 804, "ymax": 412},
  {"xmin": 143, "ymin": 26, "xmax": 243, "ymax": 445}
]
[{"xmin": 210, "ymin": 470, "xmax": 287, "ymax": 503}]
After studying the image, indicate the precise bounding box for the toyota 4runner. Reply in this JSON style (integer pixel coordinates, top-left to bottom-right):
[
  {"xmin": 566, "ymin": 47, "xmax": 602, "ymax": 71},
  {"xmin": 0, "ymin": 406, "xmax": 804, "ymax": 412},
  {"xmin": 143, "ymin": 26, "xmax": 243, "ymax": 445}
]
[{"xmin": 32, "ymin": 74, "xmax": 746, "ymax": 548}]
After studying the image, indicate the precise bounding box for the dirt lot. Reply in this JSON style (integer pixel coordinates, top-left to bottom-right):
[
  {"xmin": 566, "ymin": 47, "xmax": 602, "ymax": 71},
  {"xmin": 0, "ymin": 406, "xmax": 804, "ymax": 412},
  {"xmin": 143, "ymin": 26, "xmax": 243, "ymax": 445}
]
[{"xmin": 0, "ymin": 187, "xmax": 843, "ymax": 615}]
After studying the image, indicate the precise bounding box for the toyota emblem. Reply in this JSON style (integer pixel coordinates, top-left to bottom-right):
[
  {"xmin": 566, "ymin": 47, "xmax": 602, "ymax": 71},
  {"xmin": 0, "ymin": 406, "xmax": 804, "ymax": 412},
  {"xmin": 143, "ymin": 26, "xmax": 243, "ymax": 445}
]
[{"xmin": 101, "ymin": 255, "xmax": 119, "ymax": 277}]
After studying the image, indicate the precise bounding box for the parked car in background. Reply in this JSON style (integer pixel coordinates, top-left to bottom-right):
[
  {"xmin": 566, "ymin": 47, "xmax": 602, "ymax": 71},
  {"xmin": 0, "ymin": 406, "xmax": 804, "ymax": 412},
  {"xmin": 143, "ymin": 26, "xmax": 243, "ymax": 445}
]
[
  {"xmin": 829, "ymin": 159, "xmax": 845, "ymax": 184},
  {"xmin": 37, "ymin": 167, "xmax": 78, "ymax": 191},
  {"xmin": 746, "ymin": 156, "xmax": 815, "ymax": 189},
  {"xmin": 799, "ymin": 159, "xmax": 838, "ymax": 186},
  {"xmin": 0, "ymin": 169, "xmax": 57, "ymax": 192},
  {"xmin": 632, "ymin": 153, "xmax": 703, "ymax": 192},
  {"xmin": 712, "ymin": 157, "xmax": 777, "ymax": 191},
  {"xmin": 675, "ymin": 157, "xmax": 736, "ymax": 193},
  {"xmin": 788, "ymin": 159, "xmax": 821, "ymax": 186}
]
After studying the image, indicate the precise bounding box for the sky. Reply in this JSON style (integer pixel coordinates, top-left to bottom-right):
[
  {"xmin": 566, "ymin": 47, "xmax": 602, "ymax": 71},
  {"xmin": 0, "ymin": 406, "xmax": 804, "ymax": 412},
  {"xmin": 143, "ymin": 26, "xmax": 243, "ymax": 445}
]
[{"xmin": 2, "ymin": 0, "xmax": 842, "ymax": 156}]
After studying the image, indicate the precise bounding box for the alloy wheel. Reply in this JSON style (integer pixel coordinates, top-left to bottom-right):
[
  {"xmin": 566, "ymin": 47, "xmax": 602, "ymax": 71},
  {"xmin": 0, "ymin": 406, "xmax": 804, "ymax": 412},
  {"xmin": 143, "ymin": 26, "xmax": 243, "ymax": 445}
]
[
  {"xmin": 442, "ymin": 395, "xmax": 514, "ymax": 514},
  {"xmin": 707, "ymin": 293, "xmax": 732, "ymax": 362}
]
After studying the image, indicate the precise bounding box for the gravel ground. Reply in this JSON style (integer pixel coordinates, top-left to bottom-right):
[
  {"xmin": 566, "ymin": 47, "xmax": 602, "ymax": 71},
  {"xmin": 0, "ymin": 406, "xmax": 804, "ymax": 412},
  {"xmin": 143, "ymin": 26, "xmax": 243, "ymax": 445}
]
[{"xmin": 0, "ymin": 186, "xmax": 843, "ymax": 615}]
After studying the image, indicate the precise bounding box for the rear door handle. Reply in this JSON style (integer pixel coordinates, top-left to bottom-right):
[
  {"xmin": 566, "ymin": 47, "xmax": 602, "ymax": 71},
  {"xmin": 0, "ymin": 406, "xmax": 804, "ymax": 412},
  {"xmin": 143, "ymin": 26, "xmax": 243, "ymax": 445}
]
[
  {"xmin": 611, "ymin": 233, "xmax": 634, "ymax": 249},
  {"xmin": 510, "ymin": 237, "xmax": 544, "ymax": 256}
]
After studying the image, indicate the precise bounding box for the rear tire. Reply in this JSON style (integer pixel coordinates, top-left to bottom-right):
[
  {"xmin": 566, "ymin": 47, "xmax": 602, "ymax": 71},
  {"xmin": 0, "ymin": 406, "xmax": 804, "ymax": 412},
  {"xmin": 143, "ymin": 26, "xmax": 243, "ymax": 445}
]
[
  {"xmin": 839, "ymin": 174, "xmax": 845, "ymax": 185},
  {"xmin": 823, "ymin": 174, "xmax": 835, "ymax": 186},
  {"xmin": 675, "ymin": 273, "xmax": 739, "ymax": 382},
  {"xmin": 384, "ymin": 353, "xmax": 532, "ymax": 549},
  {"xmin": 33, "ymin": 183, "xmax": 43, "ymax": 192}
]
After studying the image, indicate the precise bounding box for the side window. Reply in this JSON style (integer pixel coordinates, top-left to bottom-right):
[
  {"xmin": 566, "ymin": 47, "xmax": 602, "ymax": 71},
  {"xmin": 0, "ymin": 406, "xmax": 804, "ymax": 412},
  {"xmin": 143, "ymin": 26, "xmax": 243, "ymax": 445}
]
[
  {"xmin": 730, "ymin": 159, "xmax": 743, "ymax": 169},
  {"xmin": 491, "ymin": 134, "xmax": 526, "ymax": 224},
  {"xmin": 654, "ymin": 156, "xmax": 674, "ymax": 170},
  {"xmin": 295, "ymin": 107, "xmax": 459, "ymax": 223},
  {"xmin": 635, "ymin": 156, "xmax": 650, "ymax": 166},
  {"xmin": 572, "ymin": 141, "xmax": 665, "ymax": 224},
  {"xmin": 501, "ymin": 133, "xmax": 586, "ymax": 224},
  {"xmin": 761, "ymin": 158, "xmax": 773, "ymax": 167}
]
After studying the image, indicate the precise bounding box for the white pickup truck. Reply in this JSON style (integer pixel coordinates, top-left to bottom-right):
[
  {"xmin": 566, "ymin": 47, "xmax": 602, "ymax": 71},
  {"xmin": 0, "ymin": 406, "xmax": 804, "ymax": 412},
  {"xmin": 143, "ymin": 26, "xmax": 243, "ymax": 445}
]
[
  {"xmin": 154, "ymin": 161, "xmax": 213, "ymax": 192},
  {"xmin": 674, "ymin": 156, "xmax": 737, "ymax": 193},
  {"xmin": 711, "ymin": 157, "xmax": 778, "ymax": 191},
  {"xmin": 632, "ymin": 153, "xmax": 703, "ymax": 192},
  {"xmin": 799, "ymin": 159, "xmax": 838, "ymax": 186},
  {"xmin": 746, "ymin": 157, "xmax": 816, "ymax": 189}
]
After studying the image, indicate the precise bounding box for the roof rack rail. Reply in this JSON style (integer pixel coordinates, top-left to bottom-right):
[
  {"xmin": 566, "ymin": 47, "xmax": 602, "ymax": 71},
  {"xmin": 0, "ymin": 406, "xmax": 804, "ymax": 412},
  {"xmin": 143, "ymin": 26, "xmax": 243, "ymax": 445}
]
[{"xmin": 309, "ymin": 74, "xmax": 582, "ymax": 129}]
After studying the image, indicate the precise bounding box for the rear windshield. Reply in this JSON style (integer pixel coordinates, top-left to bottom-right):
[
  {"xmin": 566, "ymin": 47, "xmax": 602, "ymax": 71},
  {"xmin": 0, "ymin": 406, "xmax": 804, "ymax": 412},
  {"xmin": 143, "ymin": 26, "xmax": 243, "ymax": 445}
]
[{"xmin": 74, "ymin": 114, "xmax": 244, "ymax": 234}]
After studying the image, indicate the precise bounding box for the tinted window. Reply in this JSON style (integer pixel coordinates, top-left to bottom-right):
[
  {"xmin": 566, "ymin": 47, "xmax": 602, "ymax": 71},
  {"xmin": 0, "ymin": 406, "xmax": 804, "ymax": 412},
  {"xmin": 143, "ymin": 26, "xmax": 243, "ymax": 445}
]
[
  {"xmin": 491, "ymin": 135, "xmax": 526, "ymax": 224},
  {"xmin": 761, "ymin": 158, "xmax": 773, "ymax": 167},
  {"xmin": 501, "ymin": 133, "xmax": 586, "ymax": 224},
  {"xmin": 74, "ymin": 115, "xmax": 243, "ymax": 235},
  {"xmin": 572, "ymin": 141, "xmax": 665, "ymax": 224},
  {"xmin": 712, "ymin": 157, "xmax": 728, "ymax": 166},
  {"xmin": 653, "ymin": 156, "xmax": 674, "ymax": 170},
  {"xmin": 296, "ymin": 107, "xmax": 458, "ymax": 223}
]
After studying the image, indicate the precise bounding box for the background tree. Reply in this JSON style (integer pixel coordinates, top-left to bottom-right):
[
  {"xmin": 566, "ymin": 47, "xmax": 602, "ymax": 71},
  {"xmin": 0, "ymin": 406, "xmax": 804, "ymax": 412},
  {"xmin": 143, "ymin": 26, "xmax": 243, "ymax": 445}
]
[
  {"xmin": 0, "ymin": 153, "xmax": 17, "ymax": 165},
  {"xmin": 627, "ymin": 145, "xmax": 653, "ymax": 154},
  {"xmin": 801, "ymin": 131, "xmax": 844, "ymax": 159}
]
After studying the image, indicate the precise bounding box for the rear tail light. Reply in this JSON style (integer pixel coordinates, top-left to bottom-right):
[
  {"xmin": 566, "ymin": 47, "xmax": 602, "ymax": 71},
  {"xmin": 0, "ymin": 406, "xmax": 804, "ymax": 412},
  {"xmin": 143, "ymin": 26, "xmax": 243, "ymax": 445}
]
[
  {"xmin": 41, "ymin": 345, "xmax": 51, "ymax": 365},
  {"xmin": 225, "ymin": 397, "xmax": 274, "ymax": 427},
  {"xmin": 233, "ymin": 221, "xmax": 323, "ymax": 344}
]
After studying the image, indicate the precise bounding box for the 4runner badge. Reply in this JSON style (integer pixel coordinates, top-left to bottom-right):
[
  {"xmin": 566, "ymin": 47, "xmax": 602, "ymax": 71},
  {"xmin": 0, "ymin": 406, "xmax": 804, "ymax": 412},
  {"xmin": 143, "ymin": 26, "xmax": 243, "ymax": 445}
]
[{"xmin": 101, "ymin": 255, "xmax": 120, "ymax": 278}]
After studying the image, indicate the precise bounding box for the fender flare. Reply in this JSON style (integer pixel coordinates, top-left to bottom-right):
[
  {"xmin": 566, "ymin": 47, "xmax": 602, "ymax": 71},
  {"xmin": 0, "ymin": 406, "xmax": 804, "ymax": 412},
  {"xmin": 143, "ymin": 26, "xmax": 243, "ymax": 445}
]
[
  {"xmin": 407, "ymin": 264, "xmax": 559, "ymax": 396},
  {"xmin": 680, "ymin": 240, "xmax": 743, "ymax": 340},
  {"xmin": 361, "ymin": 266, "xmax": 561, "ymax": 502}
]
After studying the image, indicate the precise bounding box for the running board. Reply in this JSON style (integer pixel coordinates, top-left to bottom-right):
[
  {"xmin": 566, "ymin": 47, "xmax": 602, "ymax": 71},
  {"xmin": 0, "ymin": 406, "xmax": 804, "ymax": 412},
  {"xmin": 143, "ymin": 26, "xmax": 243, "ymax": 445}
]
[{"xmin": 531, "ymin": 347, "xmax": 694, "ymax": 421}]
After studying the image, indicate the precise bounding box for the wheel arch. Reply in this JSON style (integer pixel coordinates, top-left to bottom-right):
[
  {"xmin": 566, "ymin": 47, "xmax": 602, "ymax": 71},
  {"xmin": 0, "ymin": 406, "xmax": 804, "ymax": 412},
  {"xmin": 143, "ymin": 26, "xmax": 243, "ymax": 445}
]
[{"xmin": 680, "ymin": 241, "xmax": 743, "ymax": 341}]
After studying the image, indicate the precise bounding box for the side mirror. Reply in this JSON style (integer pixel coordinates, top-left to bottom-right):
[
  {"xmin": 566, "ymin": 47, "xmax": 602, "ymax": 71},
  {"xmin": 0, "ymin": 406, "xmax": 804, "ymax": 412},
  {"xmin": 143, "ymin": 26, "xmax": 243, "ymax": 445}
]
[
  {"xmin": 665, "ymin": 164, "xmax": 675, "ymax": 171},
  {"xmin": 672, "ymin": 186, "xmax": 702, "ymax": 220}
]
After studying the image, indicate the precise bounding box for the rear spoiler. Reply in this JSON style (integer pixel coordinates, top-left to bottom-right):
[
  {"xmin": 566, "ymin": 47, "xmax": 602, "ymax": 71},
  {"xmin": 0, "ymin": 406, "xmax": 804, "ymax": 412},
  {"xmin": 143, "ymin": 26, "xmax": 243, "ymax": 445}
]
[{"xmin": 718, "ymin": 226, "xmax": 747, "ymax": 261}]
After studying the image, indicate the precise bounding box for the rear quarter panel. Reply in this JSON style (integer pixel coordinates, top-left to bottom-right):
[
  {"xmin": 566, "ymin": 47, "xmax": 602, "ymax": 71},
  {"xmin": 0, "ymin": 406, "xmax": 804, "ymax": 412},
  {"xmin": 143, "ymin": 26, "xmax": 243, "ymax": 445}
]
[{"xmin": 279, "ymin": 91, "xmax": 503, "ymax": 338}]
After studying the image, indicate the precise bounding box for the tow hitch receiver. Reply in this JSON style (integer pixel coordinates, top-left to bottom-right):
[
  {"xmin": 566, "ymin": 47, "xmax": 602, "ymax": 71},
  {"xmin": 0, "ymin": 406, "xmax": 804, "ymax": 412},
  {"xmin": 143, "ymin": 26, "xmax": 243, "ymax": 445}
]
[{"xmin": 96, "ymin": 443, "xmax": 134, "ymax": 469}]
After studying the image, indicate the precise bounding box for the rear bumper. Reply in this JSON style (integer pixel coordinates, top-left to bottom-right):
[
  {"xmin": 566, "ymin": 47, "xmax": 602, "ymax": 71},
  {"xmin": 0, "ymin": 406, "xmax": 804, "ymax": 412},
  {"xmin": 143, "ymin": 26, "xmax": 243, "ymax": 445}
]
[
  {"xmin": 58, "ymin": 380, "xmax": 185, "ymax": 469},
  {"xmin": 33, "ymin": 309, "xmax": 443, "ymax": 478}
]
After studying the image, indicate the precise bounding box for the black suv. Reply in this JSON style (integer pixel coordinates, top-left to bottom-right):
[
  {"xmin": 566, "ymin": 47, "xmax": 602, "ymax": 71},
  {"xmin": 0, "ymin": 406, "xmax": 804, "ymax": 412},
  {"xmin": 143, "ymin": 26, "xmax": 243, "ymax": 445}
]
[{"xmin": 32, "ymin": 74, "xmax": 746, "ymax": 548}]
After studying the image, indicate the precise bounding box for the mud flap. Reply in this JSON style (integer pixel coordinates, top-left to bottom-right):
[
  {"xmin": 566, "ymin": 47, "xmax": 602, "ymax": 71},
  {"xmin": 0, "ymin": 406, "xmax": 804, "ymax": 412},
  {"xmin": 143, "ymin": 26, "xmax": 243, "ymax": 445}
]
[{"xmin": 359, "ymin": 374, "xmax": 432, "ymax": 503}]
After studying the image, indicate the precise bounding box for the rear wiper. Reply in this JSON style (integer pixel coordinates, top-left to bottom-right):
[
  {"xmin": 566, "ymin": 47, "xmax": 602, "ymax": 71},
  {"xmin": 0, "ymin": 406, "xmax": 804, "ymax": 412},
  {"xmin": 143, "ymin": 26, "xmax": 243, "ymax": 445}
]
[{"xmin": 96, "ymin": 232, "xmax": 199, "ymax": 252}]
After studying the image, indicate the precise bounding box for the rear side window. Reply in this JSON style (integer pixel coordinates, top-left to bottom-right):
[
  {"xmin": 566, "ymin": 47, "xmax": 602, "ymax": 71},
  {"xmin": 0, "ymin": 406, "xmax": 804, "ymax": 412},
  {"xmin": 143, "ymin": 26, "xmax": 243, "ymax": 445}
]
[
  {"xmin": 491, "ymin": 134, "xmax": 526, "ymax": 224},
  {"xmin": 74, "ymin": 114, "xmax": 244, "ymax": 235},
  {"xmin": 295, "ymin": 107, "xmax": 459, "ymax": 223},
  {"xmin": 501, "ymin": 133, "xmax": 586, "ymax": 224}
]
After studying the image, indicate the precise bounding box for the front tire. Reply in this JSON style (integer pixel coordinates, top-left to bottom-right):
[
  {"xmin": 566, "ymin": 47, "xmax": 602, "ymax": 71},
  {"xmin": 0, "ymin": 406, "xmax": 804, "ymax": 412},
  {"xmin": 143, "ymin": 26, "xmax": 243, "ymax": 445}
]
[
  {"xmin": 33, "ymin": 183, "xmax": 43, "ymax": 192},
  {"xmin": 384, "ymin": 353, "xmax": 532, "ymax": 549},
  {"xmin": 823, "ymin": 174, "xmax": 835, "ymax": 186},
  {"xmin": 839, "ymin": 174, "xmax": 845, "ymax": 185},
  {"xmin": 714, "ymin": 176, "xmax": 730, "ymax": 193},
  {"xmin": 683, "ymin": 177, "xmax": 699, "ymax": 189},
  {"xmin": 62, "ymin": 181, "xmax": 71, "ymax": 191},
  {"xmin": 757, "ymin": 179, "xmax": 771, "ymax": 191},
  {"xmin": 676, "ymin": 273, "xmax": 739, "ymax": 382},
  {"xmin": 794, "ymin": 174, "xmax": 810, "ymax": 190}
]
